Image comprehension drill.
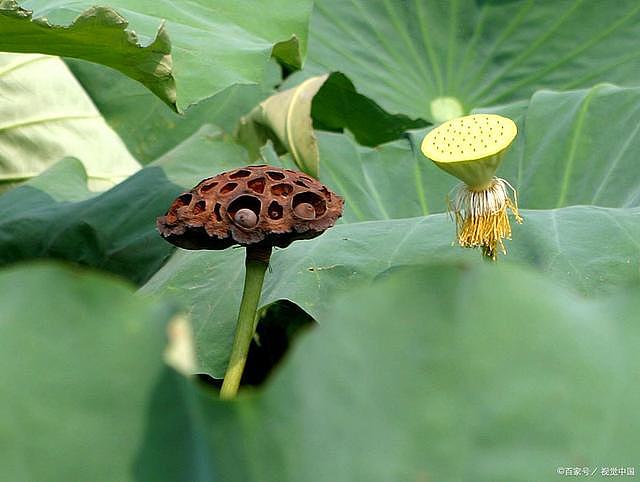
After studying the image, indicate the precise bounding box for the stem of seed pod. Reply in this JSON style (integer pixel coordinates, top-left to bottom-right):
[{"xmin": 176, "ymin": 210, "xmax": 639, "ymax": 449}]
[{"xmin": 220, "ymin": 244, "xmax": 272, "ymax": 399}]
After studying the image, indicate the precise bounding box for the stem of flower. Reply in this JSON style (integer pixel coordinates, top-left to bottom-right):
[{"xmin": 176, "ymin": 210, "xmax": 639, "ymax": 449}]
[{"xmin": 219, "ymin": 244, "xmax": 272, "ymax": 400}]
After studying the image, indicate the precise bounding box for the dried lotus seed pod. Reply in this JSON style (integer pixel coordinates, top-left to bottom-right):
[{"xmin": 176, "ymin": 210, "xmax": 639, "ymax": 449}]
[{"xmin": 157, "ymin": 165, "xmax": 344, "ymax": 250}]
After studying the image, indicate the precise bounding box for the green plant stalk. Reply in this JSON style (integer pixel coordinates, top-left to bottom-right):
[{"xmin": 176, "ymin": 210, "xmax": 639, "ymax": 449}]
[{"xmin": 220, "ymin": 244, "xmax": 272, "ymax": 399}]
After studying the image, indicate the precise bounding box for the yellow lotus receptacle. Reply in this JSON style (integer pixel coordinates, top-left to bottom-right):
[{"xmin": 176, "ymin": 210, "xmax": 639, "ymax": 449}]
[{"xmin": 421, "ymin": 114, "xmax": 517, "ymax": 189}]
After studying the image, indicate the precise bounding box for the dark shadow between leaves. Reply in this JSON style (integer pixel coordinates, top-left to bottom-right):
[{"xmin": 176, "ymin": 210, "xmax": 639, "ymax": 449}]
[
  {"xmin": 197, "ymin": 300, "xmax": 316, "ymax": 393},
  {"xmin": 311, "ymin": 72, "xmax": 429, "ymax": 146}
]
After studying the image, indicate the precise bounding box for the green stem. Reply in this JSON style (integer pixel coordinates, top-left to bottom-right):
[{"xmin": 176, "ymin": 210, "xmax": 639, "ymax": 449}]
[{"xmin": 220, "ymin": 244, "xmax": 271, "ymax": 400}]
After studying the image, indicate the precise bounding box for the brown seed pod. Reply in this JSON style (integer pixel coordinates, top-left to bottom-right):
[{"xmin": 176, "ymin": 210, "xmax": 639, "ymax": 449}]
[{"xmin": 157, "ymin": 165, "xmax": 344, "ymax": 250}]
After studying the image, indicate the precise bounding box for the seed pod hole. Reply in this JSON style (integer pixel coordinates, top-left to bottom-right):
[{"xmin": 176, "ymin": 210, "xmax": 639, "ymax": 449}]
[
  {"xmin": 229, "ymin": 169, "xmax": 251, "ymax": 179},
  {"xmin": 228, "ymin": 195, "xmax": 262, "ymax": 229},
  {"xmin": 266, "ymin": 171, "xmax": 285, "ymax": 180},
  {"xmin": 176, "ymin": 193, "xmax": 193, "ymax": 208},
  {"xmin": 193, "ymin": 200, "xmax": 207, "ymax": 215},
  {"xmin": 213, "ymin": 203, "xmax": 222, "ymax": 222},
  {"xmin": 292, "ymin": 192, "xmax": 326, "ymax": 219},
  {"xmin": 271, "ymin": 183, "xmax": 294, "ymax": 197},
  {"xmin": 320, "ymin": 187, "xmax": 332, "ymax": 199},
  {"xmin": 247, "ymin": 177, "xmax": 266, "ymax": 194},
  {"xmin": 220, "ymin": 182, "xmax": 238, "ymax": 195},
  {"xmin": 268, "ymin": 201, "xmax": 283, "ymax": 220},
  {"xmin": 198, "ymin": 180, "xmax": 218, "ymax": 193}
]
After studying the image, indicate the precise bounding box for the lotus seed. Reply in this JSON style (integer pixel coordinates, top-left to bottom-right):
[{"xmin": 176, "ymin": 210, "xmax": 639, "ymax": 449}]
[
  {"xmin": 234, "ymin": 208, "xmax": 258, "ymax": 228},
  {"xmin": 294, "ymin": 202, "xmax": 316, "ymax": 220}
]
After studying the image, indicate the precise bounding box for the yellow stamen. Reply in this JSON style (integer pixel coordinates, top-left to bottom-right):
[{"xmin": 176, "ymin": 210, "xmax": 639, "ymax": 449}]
[{"xmin": 449, "ymin": 178, "xmax": 523, "ymax": 260}]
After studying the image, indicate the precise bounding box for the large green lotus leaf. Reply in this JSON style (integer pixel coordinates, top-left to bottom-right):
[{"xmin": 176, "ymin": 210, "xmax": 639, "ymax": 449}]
[
  {"xmin": 306, "ymin": 0, "xmax": 640, "ymax": 124},
  {"xmin": 495, "ymin": 84, "xmax": 640, "ymax": 209},
  {"xmin": 141, "ymin": 205, "xmax": 640, "ymax": 377},
  {"xmin": 0, "ymin": 0, "xmax": 312, "ymax": 111},
  {"xmin": 0, "ymin": 262, "xmax": 206, "ymax": 482},
  {"xmin": 66, "ymin": 58, "xmax": 282, "ymax": 164},
  {"xmin": 0, "ymin": 126, "xmax": 249, "ymax": 284},
  {"xmin": 316, "ymin": 130, "xmax": 444, "ymax": 222},
  {"xmin": 0, "ymin": 53, "xmax": 140, "ymax": 190},
  {"xmin": 200, "ymin": 262, "xmax": 640, "ymax": 481}
]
